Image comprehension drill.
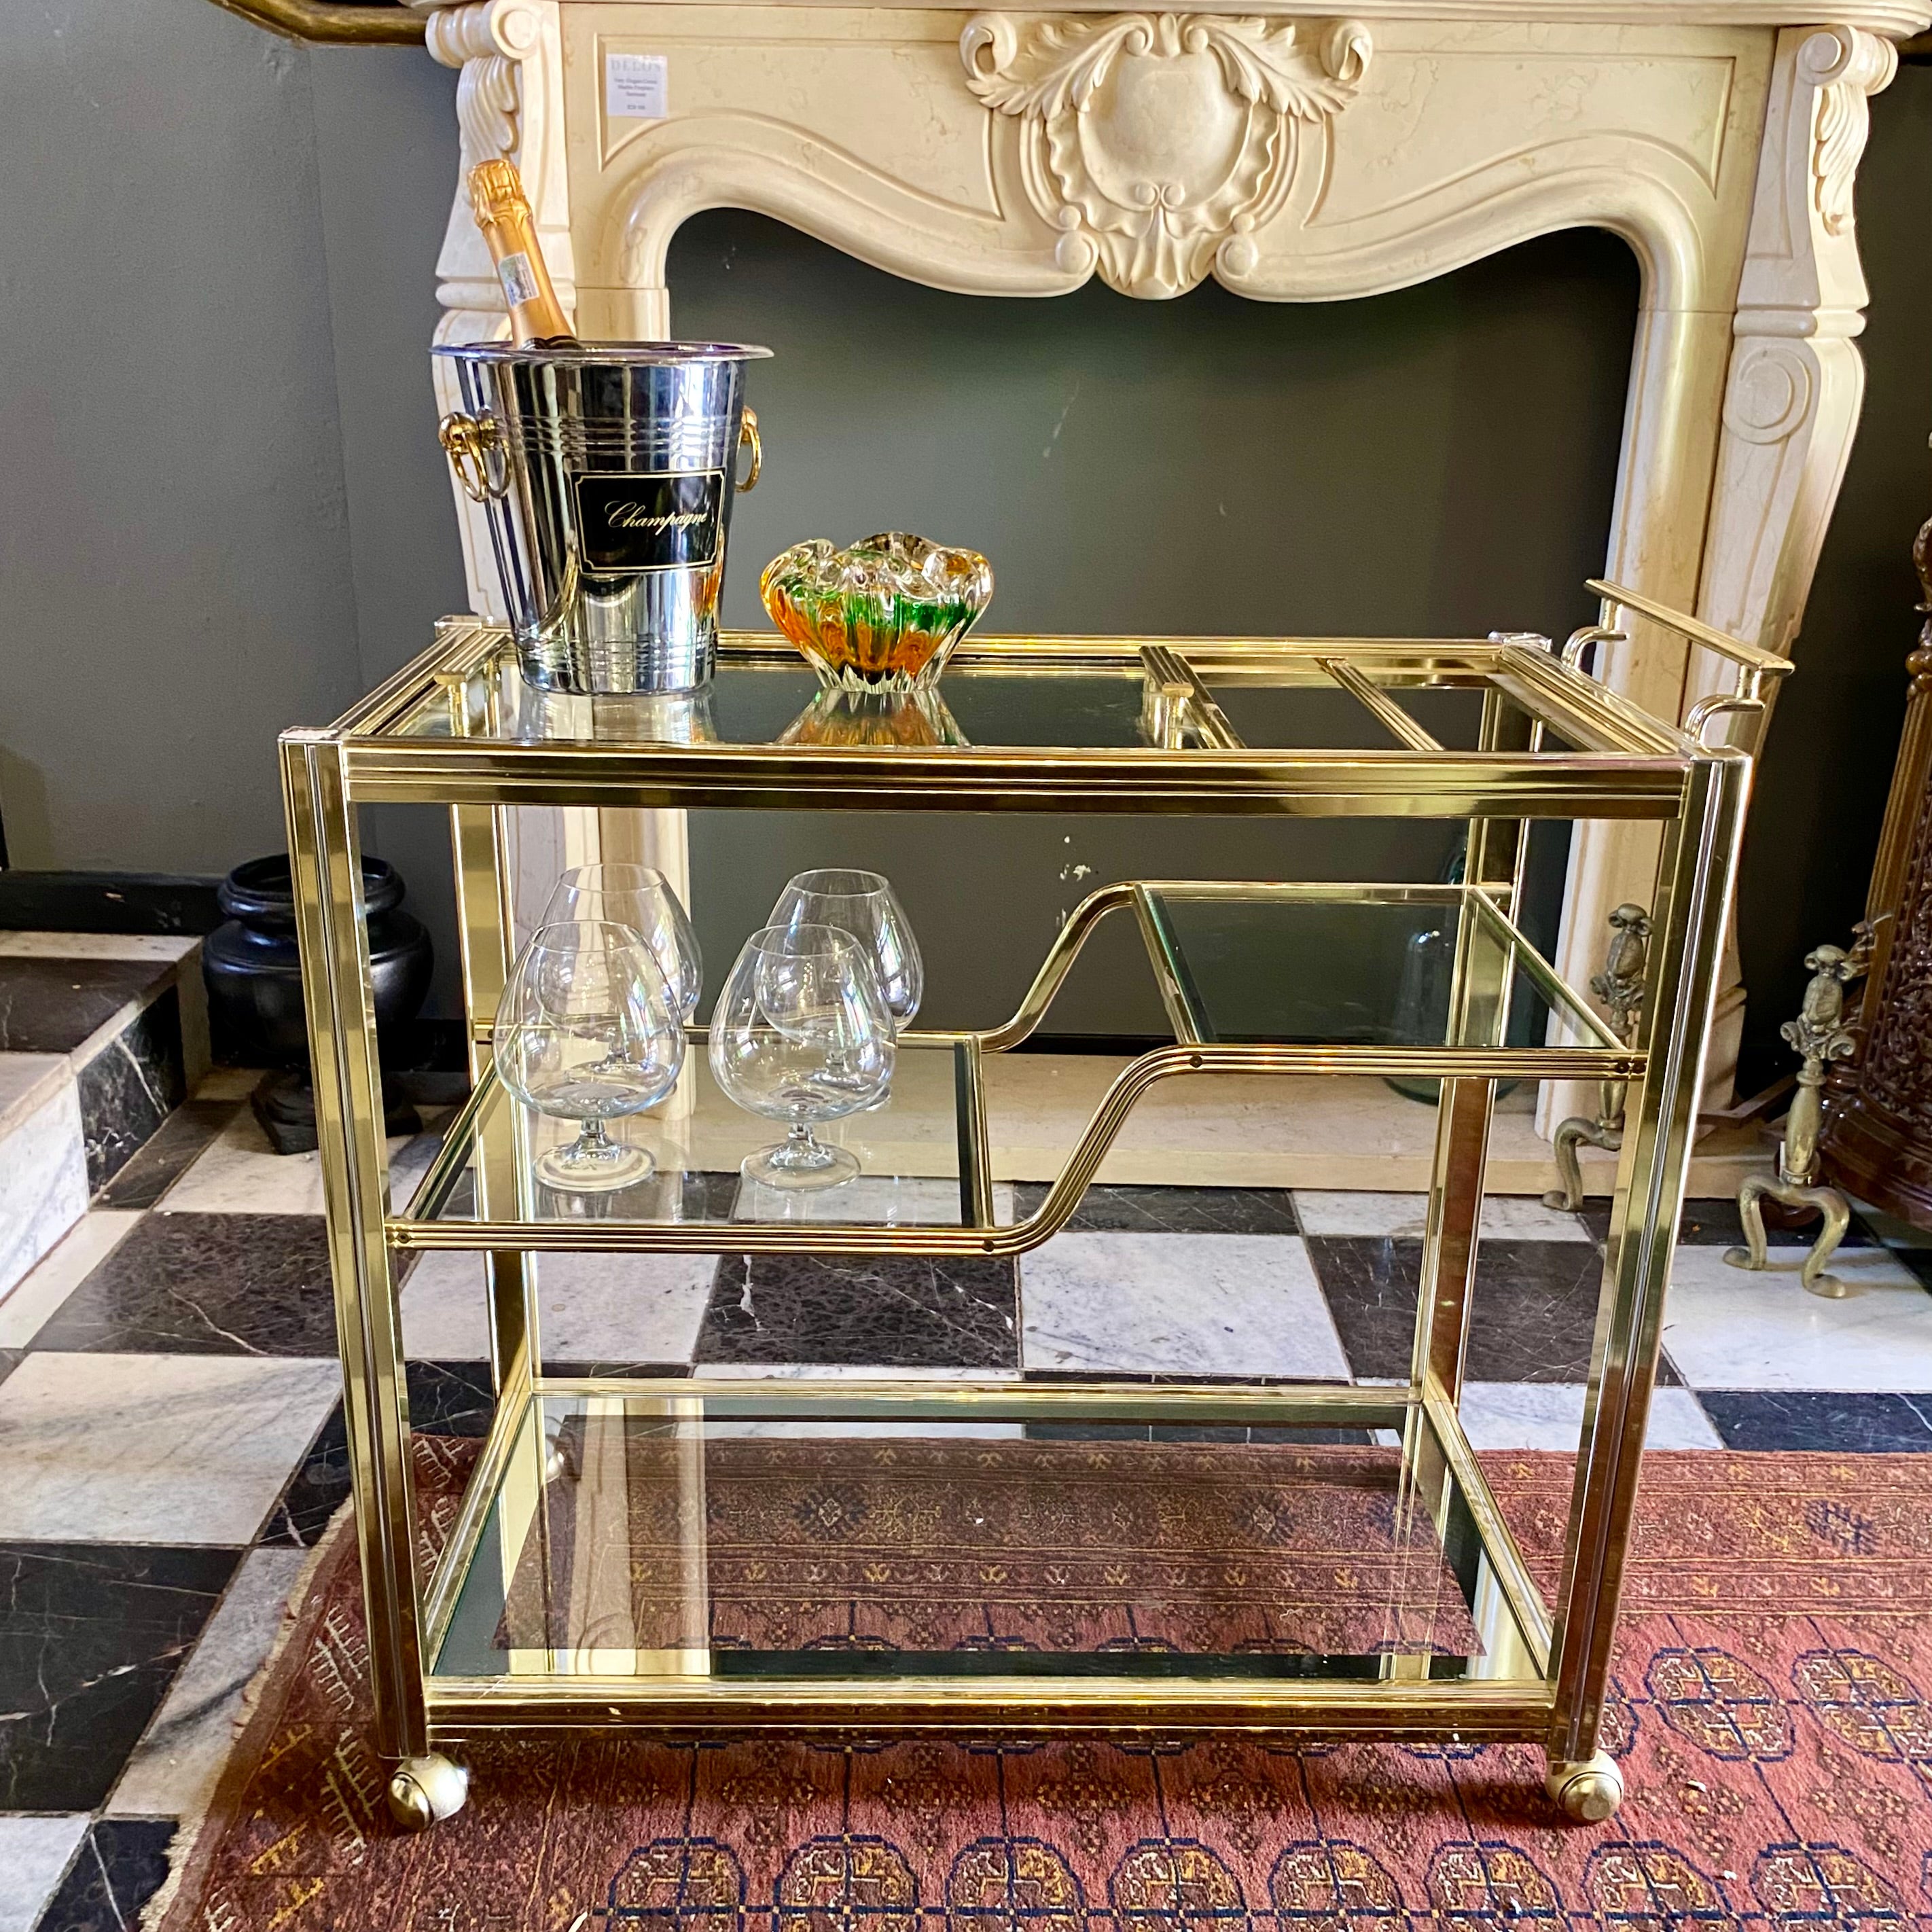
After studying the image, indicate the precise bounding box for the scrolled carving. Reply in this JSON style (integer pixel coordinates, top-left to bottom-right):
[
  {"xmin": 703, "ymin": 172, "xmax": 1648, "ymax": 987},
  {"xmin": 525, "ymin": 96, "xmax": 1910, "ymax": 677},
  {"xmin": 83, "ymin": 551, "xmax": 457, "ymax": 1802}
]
[
  {"xmin": 961, "ymin": 12, "xmax": 1371, "ymax": 300},
  {"xmin": 423, "ymin": 0, "xmax": 544, "ymax": 165},
  {"xmin": 1721, "ymin": 340, "xmax": 1814, "ymax": 446},
  {"xmin": 1796, "ymin": 25, "xmax": 1897, "ymax": 238},
  {"xmin": 1855, "ymin": 781, "xmax": 1932, "ymax": 1137}
]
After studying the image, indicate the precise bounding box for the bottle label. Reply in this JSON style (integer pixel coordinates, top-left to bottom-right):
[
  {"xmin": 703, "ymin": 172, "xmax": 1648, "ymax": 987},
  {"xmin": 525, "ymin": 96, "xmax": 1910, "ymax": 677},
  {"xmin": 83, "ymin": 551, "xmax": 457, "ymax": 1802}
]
[
  {"xmin": 496, "ymin": 251, "xmax": 541, "ymax": 308},
  {"xmin": 573, "ymin": 470, "xmax": 725, "ymax": 573}
]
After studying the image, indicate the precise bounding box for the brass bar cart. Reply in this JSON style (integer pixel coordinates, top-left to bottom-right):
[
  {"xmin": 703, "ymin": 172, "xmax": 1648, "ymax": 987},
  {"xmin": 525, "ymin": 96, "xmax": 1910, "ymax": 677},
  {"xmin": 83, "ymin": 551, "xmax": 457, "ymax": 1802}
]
[{"xmin": 281, "ymin": 597, "xmax": 1766, "ymax": 1831}]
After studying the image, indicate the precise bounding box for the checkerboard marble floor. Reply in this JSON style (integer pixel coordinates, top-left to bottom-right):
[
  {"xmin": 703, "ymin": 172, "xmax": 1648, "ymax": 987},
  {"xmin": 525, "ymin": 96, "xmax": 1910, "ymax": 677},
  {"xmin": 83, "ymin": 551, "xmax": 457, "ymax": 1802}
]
[{"xmin": 4, "ymin": 1073, "xmax": 1932, "ymax": 1929}]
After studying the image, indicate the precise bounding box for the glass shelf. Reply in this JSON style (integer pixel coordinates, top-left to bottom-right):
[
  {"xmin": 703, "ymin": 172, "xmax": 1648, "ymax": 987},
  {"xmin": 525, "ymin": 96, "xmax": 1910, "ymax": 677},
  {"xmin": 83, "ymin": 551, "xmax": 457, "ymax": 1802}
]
[
  {"xmin": 399, "ymin": 1035, "xmax": 992, "ymax": 1238},
  {"xmin": 427, "ymin": 1382, "xmax": 1545, "ymax": 1694},
  {"xmin": 1136, "ymin": 884, "xmax": 1616, "ymax": 1051},
  {"xmin": 374, "ymin": 629, "xmax": 1682, "ymax": 770},
  {"xmin": 391, "ymin": 885, "xmax": 1625, "ymax": 1252}
]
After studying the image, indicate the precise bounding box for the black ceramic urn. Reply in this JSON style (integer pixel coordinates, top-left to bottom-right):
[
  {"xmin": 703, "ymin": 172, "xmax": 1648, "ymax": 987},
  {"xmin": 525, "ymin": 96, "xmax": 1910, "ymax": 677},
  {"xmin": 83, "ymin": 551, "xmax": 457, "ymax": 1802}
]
[{"xmin": 204, "ymin": 855, "xmax": 433, "ymax": 1152}]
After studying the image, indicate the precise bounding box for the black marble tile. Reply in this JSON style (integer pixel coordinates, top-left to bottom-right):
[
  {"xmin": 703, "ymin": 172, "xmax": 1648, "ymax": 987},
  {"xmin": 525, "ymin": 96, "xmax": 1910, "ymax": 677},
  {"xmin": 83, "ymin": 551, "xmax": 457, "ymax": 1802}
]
[
  {"xmin": 77, "ymin": 987, "xmax": 187, "ymax": 1193},
  {"xmin": 437, "ymin": 1166, "xmax": 738, "ymax": 1228},
  {"xmin": 261, "ymin": 1360, "xmax": 517, "ymax": 1546},
  {"xmin": 694, "ymin": 1253, "xmax": 1019, "ymax": 1367},
  {"xmin": 0, "ymin": 871, "xmax": 219, "ymax": 936},
  {"xmin": 1874, "ymin": 1240, "xmax": 1932, "ymax": 1292},
  {"xmin": 260, "ymin": 1403, "xmax": 351, "ymax": 1547},
  {"xmin": 1009, "ymin": 1181, "xmax": 1300, "ymax": 1234},
  {"xmin": 31, "ymin": 1819, "xmax": 176, "ymax": 1932},
  {"xmin": 1581, "ymin": 1195, "xmax": 1876, "ymax": 1250},
  {"xmin": 1306, "ymin": 1236, "xmax": 1680, "ymax": 1385},
  {"xmin": 0, "ymin": 1545, "xmax": 236, "ymax": 1810},
  {"xmin": 260, "ymin": 1356, "xmax": 700, "ymax": 1547},
  {"xmin": 29, "ymin": 1212, "xmax": 336, "ymax": 1355},
  {"xmin": 1698, "ymin": 1390, "xmax": 1932, "ymax": 1452},
  {"xmin": 0, "ymin": 956, "xmax": 175, "ymax": 1055},
  {"xmin": 405, "ymin": 1358, "xmax": 503, "ymax": 1435},
  {"xmin": 92, "ymin": 1098, "xmax": 236, "ymax": 1211}
]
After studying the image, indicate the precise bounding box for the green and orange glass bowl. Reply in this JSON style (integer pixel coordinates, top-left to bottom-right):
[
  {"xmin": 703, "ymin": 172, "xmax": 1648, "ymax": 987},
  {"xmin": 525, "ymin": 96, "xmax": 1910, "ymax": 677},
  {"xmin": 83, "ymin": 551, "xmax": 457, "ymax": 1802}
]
[{"xmin": 759, "ymin": 531, "xmax": 994, "ymax": 692}]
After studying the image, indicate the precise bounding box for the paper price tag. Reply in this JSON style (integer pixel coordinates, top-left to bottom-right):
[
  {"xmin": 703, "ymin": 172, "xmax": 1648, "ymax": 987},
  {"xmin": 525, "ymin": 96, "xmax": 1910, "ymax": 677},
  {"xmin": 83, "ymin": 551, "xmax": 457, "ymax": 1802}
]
[{"xmin": 605, "ymin": 52, "xmax": 668, "ymax": 121}]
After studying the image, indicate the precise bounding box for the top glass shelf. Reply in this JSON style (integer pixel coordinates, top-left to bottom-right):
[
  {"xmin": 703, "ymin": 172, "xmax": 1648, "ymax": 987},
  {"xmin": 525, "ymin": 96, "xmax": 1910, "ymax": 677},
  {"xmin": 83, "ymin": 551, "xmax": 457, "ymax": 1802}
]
[{"xmin": 357, "ymin": 627, "xmax": 1693, "ymax": 770}]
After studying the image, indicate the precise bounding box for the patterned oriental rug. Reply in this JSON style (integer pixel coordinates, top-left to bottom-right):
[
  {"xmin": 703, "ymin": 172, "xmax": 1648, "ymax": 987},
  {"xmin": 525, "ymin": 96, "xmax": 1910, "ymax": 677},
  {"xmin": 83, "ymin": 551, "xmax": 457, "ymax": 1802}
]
[
  {"xmin": 154, "ymin": 1442, "xmax": 1932, "ymax": 1932},
  {"xmin": 494, "ymin": 1429, "xmax": 1484, "ymax": 1659}
]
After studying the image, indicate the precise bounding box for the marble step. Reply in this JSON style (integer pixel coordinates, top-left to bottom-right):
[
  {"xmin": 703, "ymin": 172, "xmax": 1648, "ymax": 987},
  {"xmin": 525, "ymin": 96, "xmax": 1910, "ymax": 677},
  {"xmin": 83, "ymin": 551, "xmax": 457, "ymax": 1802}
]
[{"xmin": 0, "ymin": 935, "xmax": 209, "ymax": 1298}]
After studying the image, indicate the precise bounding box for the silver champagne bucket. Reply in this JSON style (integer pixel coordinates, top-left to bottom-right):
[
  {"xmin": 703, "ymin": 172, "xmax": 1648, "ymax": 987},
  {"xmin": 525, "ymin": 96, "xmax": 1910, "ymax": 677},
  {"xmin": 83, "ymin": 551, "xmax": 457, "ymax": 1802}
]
[{"xmin": 435, "ymin": 341, "xmax": 770, "ymax": 694}]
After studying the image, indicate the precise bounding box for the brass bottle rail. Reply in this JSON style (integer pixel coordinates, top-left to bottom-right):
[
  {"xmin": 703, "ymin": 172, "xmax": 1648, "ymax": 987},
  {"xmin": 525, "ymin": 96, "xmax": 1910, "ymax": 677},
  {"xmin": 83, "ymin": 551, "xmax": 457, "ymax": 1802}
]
[{"xmin": 208, "ymin": 0, "xmax": 425, "ymax": 46}]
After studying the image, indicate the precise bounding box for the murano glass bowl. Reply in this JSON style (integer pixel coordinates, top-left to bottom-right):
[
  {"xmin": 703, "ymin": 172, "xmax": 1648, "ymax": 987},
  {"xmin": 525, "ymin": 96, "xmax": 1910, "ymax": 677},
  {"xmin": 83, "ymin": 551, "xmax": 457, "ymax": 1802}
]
[
  {"xmin": 776, "ymin": 687, "xmax": 969, "ymax": 749},
  {"xmin": 759, "ymin": 531, "xmax": 993, "ymax": 692}
]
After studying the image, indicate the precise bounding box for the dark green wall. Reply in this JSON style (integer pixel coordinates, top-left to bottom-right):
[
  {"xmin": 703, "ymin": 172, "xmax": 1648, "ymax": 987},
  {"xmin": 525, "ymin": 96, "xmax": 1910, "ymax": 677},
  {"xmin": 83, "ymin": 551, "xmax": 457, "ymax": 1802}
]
[
  {"xmin": 2, "ymin": 9, "xmax": 1927, "ymax": 1065},
  {"xmin": 670, "ymin": 215, "xmax": 1635, "ymax": 1031},
  {"xmin": 1732, "ymin": 65, "xmax": 1932, "ymax": 1094}
]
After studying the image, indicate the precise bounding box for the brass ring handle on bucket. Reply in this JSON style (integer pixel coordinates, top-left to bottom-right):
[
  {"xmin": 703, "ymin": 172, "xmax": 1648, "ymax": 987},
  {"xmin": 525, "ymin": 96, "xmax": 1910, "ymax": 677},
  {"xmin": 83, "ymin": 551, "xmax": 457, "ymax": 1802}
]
[
  {"xmin": 737, "ymin": 407, "xmax": 762, "ymax": 493},
  {"xmin": 439, "ymin": 410, "xmax": 505, "ymax": 503}
]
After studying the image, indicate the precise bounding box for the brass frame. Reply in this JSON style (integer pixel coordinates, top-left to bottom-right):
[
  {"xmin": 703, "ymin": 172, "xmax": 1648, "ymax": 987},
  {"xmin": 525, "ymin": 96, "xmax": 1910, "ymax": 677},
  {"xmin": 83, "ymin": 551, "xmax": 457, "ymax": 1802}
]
[
  {"xmin": 207, "ymin": 0, "xmax": 425, "ymax": 46},
  {"xmin": 283, "ymin": 618, "xmax": 1748, "ymax": 1806}
]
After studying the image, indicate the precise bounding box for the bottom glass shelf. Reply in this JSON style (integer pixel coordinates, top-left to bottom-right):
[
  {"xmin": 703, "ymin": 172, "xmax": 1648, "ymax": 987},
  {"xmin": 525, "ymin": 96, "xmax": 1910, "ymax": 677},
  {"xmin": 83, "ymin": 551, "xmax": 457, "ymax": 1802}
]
[{"xmin": 429, "ymin": 1383, "xmax": 1546, "ymax": 1694}]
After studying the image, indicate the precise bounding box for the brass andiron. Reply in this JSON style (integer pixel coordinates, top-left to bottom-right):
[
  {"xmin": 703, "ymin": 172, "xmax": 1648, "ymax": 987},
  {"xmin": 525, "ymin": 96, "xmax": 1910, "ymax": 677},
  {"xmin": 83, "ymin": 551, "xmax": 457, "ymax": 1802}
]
[
  {"xmin": 1543, "ymin": 904, "xmax": 1651, "ymax": 1211},
  {"xmin": 1725, "ymin": 937, "xmax": 1870, "ymax": 1297}
]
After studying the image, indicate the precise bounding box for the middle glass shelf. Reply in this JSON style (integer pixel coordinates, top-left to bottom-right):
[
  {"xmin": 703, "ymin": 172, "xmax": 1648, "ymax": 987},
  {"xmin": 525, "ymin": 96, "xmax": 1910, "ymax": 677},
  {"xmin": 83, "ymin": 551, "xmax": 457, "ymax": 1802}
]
[{"xmin": 390, "ymin": 883, "xmax": 1636, "ymax": 1255}]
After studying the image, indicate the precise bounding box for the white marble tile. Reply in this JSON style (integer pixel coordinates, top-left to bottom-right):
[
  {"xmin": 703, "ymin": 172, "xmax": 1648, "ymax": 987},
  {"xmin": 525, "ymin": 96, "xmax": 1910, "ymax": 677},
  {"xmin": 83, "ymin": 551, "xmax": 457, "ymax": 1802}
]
[
  {"xmin": 107, "ymin": 1545, "xmax": 310, "ymax": 1821},
  {"xmin": 401, "ymin": 1249, "xmax": 720, "ymax": 1364},
  {"xmin": 0, "ymin": 1051, "xmax": 71, "ymax": 1128},
  {"xmin": 0, "ymin": 1208, "xmax": 141, "ymax": 1346},
  {"xmin": 0, "ymin": 1814, "xmax": 90, "ymax": 1932},
  {"xmin": 0, "ymin": 932, "xmax": 197, "ymax": 962},
  {"xmin": 733, "ymin": 1174, "xmax": 1015, "ymax": 1228},
  {"xmin": 0, "ymin": 1064, "xmax": 86, "ymax": 1300},
  {"xmin": 0, "ymin": 1353, "xmax": 340, "ymax": 1543},
  {"xmin": 161, "ymin": 1109, "xmax": 432, "ymax": 1217},
  {"xmin": 1020, "ymin": 1232, "xmax": 1350, "ymax": 1378},
  {"xmin": 1450, "ymin": 1382, "xmax": 1721, "ymax": 1452},
  {"xmin": 1292, "ymin": 1190, "xmax": 1591, "ymax": 1242},
  {"xmin": 978, "ymin": 1054, "xmax": 1770, "ymax": 1198},
  {"xmin": 1662, "ymin": 1244, "xmax": 1932, "ymax": 1392}
]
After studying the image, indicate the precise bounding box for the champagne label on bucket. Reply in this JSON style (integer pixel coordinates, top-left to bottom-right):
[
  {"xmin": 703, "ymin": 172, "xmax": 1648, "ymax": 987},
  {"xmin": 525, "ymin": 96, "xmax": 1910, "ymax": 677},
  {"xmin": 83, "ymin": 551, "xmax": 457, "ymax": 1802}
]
[{"xmin": 572, "ymin": 470, "xmax": 724, "ymax": 573}]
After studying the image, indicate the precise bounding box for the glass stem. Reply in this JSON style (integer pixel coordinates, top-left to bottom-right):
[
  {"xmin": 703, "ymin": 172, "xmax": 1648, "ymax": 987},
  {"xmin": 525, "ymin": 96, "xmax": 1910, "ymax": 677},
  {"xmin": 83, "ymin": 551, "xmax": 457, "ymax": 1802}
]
[
  {"xmin": 577, "ymin": 1117, "xmax": 614, "ymax": 1155},
  {"xmin": 786, "ymin": 1123, "xmax": 818, "ymax": 1160}
]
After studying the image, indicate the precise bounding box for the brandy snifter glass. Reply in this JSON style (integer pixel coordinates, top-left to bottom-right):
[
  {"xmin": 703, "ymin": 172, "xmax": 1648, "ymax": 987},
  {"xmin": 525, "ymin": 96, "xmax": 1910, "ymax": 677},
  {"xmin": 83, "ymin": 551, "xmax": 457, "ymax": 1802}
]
[
  {"xmin": 493, "ymin": 919, "xmax": 685, "ymax": 1192},
  {"xmin": 707, "ymin": 923, "xmax": 894, "ymax": 1191},
  {"xmin": 541, "ymin": 862, "xmax": 703, "ymax": 1019},
  {"xmin": 769, "ymin": 868, "xmax": 922, "ymax": 1031}
]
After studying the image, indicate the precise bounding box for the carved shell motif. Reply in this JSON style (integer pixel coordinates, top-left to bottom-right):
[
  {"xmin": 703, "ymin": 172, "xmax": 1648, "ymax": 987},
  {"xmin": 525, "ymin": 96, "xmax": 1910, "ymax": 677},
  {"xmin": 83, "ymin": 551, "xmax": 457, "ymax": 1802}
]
[{"xmin": 961, "ymin": 12, "xmax": 1371, "ymax": 300}]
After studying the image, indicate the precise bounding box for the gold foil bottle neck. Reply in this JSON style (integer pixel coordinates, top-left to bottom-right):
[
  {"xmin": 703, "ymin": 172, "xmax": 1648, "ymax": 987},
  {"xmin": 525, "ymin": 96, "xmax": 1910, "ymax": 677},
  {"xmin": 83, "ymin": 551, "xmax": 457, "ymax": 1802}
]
[
  {"xmin": 464, "ymin": 157, "xmax": 575, "ymax": 344},
  {"xmin": 469, "ymin": 158, "xmax": 531, "ymax": 232}
]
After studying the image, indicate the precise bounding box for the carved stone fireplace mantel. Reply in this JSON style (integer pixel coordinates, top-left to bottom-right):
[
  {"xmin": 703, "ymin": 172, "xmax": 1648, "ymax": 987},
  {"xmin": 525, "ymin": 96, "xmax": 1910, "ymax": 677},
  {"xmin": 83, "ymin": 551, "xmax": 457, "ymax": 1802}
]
[{"xmin": 414, "ymin": 0, "xmax": 1924, "ymax": 1123}]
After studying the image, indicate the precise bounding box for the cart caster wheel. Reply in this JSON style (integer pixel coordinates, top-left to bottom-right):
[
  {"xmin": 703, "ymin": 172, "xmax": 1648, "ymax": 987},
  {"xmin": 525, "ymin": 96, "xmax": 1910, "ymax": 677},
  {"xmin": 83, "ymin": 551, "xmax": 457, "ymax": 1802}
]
[
  {"xmin": 387, "ymin": 1753, "xmax": 469, "ymax": 1830},
  {"xmin": 1546, "ymin": 1753, "xmax": 1623, "ymax": 1823}
]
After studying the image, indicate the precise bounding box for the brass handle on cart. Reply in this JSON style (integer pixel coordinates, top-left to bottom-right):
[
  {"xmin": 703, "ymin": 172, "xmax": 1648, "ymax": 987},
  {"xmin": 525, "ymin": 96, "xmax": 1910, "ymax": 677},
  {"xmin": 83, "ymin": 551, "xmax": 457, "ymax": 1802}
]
[
  {"xmin": 439, "ymin": 410, "xmax": 507, "ymax": 504},
  {"xmin": 736, "ymin": 407, "xmax": 762, "ymax": 493}
]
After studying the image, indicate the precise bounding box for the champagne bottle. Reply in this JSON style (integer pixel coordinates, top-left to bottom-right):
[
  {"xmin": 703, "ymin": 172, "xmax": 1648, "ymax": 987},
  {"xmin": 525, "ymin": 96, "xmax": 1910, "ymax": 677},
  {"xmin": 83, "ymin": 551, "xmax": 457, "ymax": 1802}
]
[{"xmin": 467, "ymin": 158, "xmax": 575, "ymax": 344}]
